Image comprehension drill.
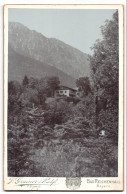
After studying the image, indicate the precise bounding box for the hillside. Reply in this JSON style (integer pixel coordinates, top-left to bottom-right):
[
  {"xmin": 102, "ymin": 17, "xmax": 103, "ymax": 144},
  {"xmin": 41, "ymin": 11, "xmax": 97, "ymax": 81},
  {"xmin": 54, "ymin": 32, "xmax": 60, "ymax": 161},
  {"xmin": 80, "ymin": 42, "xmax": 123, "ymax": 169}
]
[
  {"xmin": 8, "ymin": 22, "xmax": 90, "ymax": 80},
  {"xmin": 8, "ymin": 44, "xmax": 77, "ymax": 88}
]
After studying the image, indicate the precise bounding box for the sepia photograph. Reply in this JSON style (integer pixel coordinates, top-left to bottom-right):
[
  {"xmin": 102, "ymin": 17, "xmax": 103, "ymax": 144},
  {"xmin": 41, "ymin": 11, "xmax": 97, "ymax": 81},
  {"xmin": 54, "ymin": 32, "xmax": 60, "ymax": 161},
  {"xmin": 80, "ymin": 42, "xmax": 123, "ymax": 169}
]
[{"xmin": 4, "ymin": 4, "xmax": 124, "ymax": 190}]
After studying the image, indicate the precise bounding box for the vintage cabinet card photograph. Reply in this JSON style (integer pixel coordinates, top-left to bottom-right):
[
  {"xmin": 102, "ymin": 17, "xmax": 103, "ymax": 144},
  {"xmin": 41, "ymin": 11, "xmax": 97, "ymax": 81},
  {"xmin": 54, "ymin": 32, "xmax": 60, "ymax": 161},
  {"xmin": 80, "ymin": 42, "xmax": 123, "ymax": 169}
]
[{"xmin": 4, "ymin": 4, "xmax": 124, "ymax": 191}]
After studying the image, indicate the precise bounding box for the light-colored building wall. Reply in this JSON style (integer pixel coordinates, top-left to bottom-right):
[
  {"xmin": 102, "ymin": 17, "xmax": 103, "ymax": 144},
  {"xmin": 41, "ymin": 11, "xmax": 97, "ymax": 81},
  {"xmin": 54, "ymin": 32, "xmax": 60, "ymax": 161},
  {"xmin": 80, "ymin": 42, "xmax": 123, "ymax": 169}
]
[{"xmin": 54, "ymin": 89, "xmax": 70, "ymax": 97}]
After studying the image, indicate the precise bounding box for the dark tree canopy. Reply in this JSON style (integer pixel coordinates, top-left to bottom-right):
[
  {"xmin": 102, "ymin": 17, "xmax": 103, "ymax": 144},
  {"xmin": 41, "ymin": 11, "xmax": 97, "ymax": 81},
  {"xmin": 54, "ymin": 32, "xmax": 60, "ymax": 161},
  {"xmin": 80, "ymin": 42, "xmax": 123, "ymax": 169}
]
[
  {"xmin": 47, "ymin": 76, "xmax": 60, "ymax": 97},
  {"xmin": 89, "ymin": 11, "xmax": 119, "ymax": 140},
  {"xmin": 89, "ymin": 11, "xmax": 119, "ymax": 108},
  {"xmin": 76, "ymin": 77, "xmax": 91, "ymax": 96},
  {"xmin": 22, "ymin": 75, "xmax": 29, "ymax": 86},
  {"xmin": 8, "ymin": 81, "xmax": 22, "ymax": 113}
]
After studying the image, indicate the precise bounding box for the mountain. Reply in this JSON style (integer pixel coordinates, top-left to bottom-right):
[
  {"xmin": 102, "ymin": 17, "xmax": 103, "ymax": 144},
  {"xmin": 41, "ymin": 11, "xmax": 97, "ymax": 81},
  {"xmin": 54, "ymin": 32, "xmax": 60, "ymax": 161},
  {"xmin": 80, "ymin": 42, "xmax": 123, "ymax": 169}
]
[
  {"xmin": 8, "ymin": 22, "xmax": 90, "ymax": 80},
  {"xmin": 8, "ymin": 44, "xmax": 76, "ymax": 88}
]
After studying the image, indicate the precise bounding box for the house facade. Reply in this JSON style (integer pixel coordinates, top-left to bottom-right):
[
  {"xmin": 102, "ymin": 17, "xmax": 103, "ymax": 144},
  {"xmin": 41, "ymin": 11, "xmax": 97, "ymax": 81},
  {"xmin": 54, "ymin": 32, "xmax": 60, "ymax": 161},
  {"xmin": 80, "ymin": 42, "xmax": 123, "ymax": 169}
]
[{"xmin": 54, "ymin": 85, "xmax": 77, "ymax": 98}]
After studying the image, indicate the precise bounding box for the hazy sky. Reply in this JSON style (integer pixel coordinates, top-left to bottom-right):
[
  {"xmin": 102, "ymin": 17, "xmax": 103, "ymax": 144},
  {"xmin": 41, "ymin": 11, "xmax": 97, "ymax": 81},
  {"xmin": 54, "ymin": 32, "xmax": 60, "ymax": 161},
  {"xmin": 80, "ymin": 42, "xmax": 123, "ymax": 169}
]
[{"xmin": 8, "ymin": 9, "xmax": 116, "ymax": 54}]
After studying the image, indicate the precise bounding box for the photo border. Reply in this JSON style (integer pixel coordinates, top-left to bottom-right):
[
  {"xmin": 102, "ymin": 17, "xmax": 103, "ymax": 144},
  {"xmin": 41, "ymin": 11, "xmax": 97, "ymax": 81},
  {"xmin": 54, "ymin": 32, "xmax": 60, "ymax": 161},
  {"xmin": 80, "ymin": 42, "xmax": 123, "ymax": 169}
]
[{"xmin": 3, "ymin": 4, "xmax": 124, "ymax": 191}]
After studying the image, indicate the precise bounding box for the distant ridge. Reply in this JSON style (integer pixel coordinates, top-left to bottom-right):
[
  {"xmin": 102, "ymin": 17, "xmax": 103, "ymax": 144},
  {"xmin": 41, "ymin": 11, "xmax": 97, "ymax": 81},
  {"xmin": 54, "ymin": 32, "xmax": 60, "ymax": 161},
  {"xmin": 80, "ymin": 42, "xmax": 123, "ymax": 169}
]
[
  {"xmin": 8, "ymin": 44, "xmax": 77, "ymax": 88},
  {"xmin": 8, "ymin": 22, "xmax": 90, "ymax": 79},
  {"xmin": 8, "ymin": 22, "xmax": 90, "ymax": 89}
]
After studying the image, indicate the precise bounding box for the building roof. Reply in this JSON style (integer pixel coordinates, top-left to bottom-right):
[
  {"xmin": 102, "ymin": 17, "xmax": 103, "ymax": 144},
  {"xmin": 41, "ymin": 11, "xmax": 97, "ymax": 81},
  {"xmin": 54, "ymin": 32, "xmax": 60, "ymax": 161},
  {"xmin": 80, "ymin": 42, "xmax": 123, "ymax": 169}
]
[{"xmin": 56, "ymin": 85, "xmax": 77, "ymax": 91}]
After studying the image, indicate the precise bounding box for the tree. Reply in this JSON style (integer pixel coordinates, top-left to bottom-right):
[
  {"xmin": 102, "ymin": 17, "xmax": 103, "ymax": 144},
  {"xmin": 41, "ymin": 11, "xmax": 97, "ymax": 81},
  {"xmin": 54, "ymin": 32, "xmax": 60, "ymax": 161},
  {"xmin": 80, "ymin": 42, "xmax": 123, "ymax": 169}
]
[
  {"xmin": 19, "ymin": 88, "xmax": 39, "ymax": 107},
  {"xmin": 47, "ymin": 77, "xmax": 60, "ymax": 97},
  {"xmin": 22, "ymin": 75, "xmax": 29, "ymax": 87},
  {"xmin": 36, "ymin": 78, "xmax": 49, "ymax": 105},
  {"xmin": 89, "ymin": 11, "xmax": 119, "ymax": 138},
  {"xmin": 76, "ymin": 77, "xmax": 91, "ymax": 96},
  {"xmin": 44, "ymin": 99, "xmax": 72, "ymax": 126},
  {"xmin": 8, "ymin": 81, "xmax": 22, "ymax": 114},
  {"xmin": 89, "ymin": 11, "xmax": 118, "ymax": 108},
  {"xmin": 28, "ymin": 77, "xmax": 38, "ymax": 89}
]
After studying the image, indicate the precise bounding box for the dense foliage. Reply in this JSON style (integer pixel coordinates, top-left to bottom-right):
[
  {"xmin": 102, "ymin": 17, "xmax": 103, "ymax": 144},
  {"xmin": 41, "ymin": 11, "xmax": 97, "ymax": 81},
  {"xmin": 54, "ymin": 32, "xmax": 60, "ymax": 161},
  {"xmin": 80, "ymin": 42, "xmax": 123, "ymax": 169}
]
[{"xmin": 88, "ymin": 11, "xmax": 119, "ymax": 141}]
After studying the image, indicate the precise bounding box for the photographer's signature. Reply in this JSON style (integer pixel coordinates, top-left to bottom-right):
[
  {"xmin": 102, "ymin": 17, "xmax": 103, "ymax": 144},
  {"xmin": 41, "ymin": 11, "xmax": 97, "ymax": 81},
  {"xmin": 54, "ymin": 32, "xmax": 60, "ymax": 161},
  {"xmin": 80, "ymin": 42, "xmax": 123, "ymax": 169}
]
[{"xmin": 7, "ymin": 178, "xmax": 58, "ymax": 187}]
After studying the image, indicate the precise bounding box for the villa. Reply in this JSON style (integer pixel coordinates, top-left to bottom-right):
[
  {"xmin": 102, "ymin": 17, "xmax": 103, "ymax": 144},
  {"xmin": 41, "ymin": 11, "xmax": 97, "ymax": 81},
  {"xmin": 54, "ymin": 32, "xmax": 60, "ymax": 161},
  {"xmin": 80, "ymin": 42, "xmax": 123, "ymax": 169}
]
[{"xmin": 54, "ymin": 85, "xmax": 79, "ymax": 98}]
